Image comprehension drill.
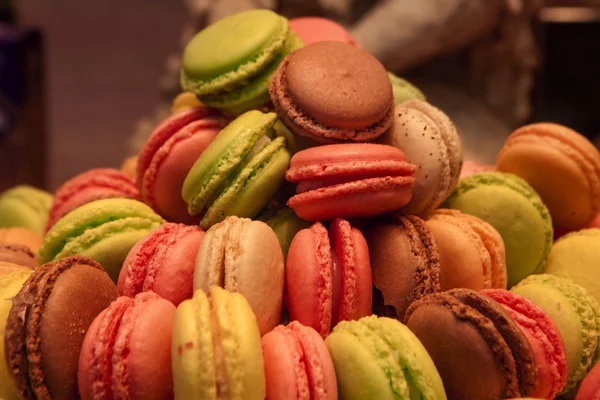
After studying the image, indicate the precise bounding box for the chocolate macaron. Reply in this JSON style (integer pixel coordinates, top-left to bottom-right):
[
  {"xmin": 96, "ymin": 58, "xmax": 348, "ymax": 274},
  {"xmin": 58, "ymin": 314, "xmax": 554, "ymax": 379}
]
[
  {"xmin": 4, "ymin": 256, "xmax": 118, "ymax": 399},
  {"xmin": 270, "ymin": 41, "xmax": 394, "ymax": 143},
  {"xmin": 405, "ymin": 288, "xmax": 538, "ymax": 400},
  {"xmin": 365, "ymin": 214, "xmax": 441, "ymax": 319}
]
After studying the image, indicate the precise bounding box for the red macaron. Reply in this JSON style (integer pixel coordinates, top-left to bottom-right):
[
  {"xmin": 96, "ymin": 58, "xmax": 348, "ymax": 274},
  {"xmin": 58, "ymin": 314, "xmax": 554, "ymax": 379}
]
[
  {"xmin": 286, "ymin": 218, "xmax": 372, "ymax": 337},
  {"xmin": 78, "ymin": 292, "xmax": 176, "ymax": 400},
  {"xmin": 285, "ymin": 143, "xmax": 416, "ymax": 221},
  {"xmin": 118, "ymin": 223, "xmax": 205, "ymax": 306},
  {"xmin": 136, "ymin": 107, "xmax": 229, "ymax": 223},
  {"xmin": 262, "ymin": 321, "xmax": 338, "ymax": 400},
  {"xmin": 484, "ymin": 289, "xmax": 568, "ymax": 398},
  {"xmin": 45, "ymin": 168, "xmax": 140, "ymax": 232}
]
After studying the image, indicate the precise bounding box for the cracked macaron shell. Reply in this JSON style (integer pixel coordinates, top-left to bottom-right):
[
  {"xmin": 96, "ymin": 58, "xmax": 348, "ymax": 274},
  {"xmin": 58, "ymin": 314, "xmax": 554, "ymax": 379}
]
[
  {"xmin": 512, "ymin": 274, "xmax": 600, "ymax": 393},
  {"xmin": 39, "ymin": 198, "xmax": 165, "ymax": 281},
  {"xmin": 194, "ymin": 216, "xmax": 284, "ymax": 335},
  {"xmin": 405, "ymin": 289, "xmax": 537, "ymax": 400},
  {"xmin": 444, "ymin": 171, "xmax": 553, "ymax": 287},
  {"xmin": 497, "ymin": 122, "xmax": 600, "ymax": 230},
  {"xmin": 78, "ymin": 292, "xmax": 176, "ymax": 400},
  {"xmin": 380, "ymin": 99, "xmax": 462, "ymax": 217},
  {"xmin": 286, "ymin": 219, "xmax": 372, "ymax": 337},
  {"xmin": 325, "ymin": 315, "xmax": 446, "ymax": 400},
  {"xmin": 4, "ymin": 256, "xmax": 117, "ymax": 400},
  {"xmin": 261, "ymin": 321, "xmax": 337, "ymax": 400},
  {"xmin": 365, "ymin": 215, "xmax": 441, "ymax": 320},
  {"xmin": 118, "ymin": 223, "xmax": 205, "ymax": 305},
  {"xmin": 172, "ymin": 287, "xmax": 265, "ymax": 400}
]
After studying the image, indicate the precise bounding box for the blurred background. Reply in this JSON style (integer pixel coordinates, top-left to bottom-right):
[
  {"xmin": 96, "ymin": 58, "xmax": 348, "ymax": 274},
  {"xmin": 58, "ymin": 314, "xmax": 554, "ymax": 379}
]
[{"xmin": 0, "ymin": 0, "xmax": 599, "ymax": 191}]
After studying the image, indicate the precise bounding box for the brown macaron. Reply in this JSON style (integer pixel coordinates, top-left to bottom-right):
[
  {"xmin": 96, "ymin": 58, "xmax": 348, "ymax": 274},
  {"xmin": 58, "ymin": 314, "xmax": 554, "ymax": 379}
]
[
  {"xmin": 269, "ymin": 41, "xmax": 394, "ymax": 143},
  {"xmin": 0, "ymin": 243, "xmax": 38, "ymax": 269},
  {"xmin": 405, "ymin": 288, "xmax": 538, "ymax": 400},
  {"xmin": 4, "ymin": 256, "xmax": 118, "ymax": 399},
  {"xmin": 364, "ymin": 214, "xmax": 441, "ymax": 319}
]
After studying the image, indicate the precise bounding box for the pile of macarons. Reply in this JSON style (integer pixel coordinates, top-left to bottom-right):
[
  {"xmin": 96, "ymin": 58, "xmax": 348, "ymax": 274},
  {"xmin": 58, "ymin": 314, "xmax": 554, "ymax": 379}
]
[{"xmin": 0, "ymin": 9, "xmax": 599, "ymax": 400}]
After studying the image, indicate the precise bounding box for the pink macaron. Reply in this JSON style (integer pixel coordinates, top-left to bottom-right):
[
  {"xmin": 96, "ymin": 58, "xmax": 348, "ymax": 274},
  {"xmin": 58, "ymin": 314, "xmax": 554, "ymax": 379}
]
[
  {"xmin": 118, "ymin": 223, "xmax": 205, "ymax": 306},
  {"xmin": 576, "ymin": 360, "xmax": 600, "ymax": 400},
  {"xmin": 136, "ymin": 107, "xmax": 229, "ymax": 223},
  {"xmin": 286, "ymin": 218, "xmax": 372, "ymax": 337},
  {"xmin": 286, "ymin": 143, "xmax": 416, "ymax": 221},
  {"xmin": 262, "ymin": 321, "xmax": 338, "ymax": 400},
  {"xmin": 78, "ymin": 292, "xmax": 176, "ymax": 400},
  {"xmin": 289, "ymin": 17, "xmax": 357, "ymax": 46},
  {"xmin": 45, "ymin": 168, "xmax": 140, "ymax": 232},
  {"xmin": 460, "ymin": 160, "xmax": 495, "ymax": 179}
]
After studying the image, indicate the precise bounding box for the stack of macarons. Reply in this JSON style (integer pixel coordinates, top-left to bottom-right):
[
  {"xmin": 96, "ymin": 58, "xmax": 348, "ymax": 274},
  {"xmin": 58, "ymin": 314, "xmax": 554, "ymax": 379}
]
[{"xmin": 0, "ymin": 8, "xmax": 599, "ymax": 400}]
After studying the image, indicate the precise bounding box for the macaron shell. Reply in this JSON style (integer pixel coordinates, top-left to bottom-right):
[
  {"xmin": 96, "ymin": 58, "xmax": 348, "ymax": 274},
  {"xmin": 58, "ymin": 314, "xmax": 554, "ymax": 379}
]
[
  {"xmin": 575, "ymin": 360, "xmax": 600, "ymax": 400},
  {"xmin": 0, "ymin": 227, "xmax": 43, "ymax": 253},
  {"xmin": 121, "ymin": 295, "xmax": 176, "ymax": 399},
  {"xmin": 289, "ymin": 17, "xmax": 357, "ymax": 46},
  {"xmin": 286, "ymin": 222, "xmax": 332, "ymax": 336},
  {"xmin": 0, "ymin": 186, "xmax": 53, "ymax": 235},
  {"xmin": 497, "ymin": 123, "xmax": 600, "ymax": 230},
  {"xmin": 387, "ymin": 72, "xmax": 426, "ymax": 106},
  {"xmin": 0, "ymin": 243, "xmax": 37, "ymax": 269},
  {"xmin": 145, "ymin": 118, "xmax": 226, "ymax": 223},
  {"xmin": 544, "ymin": 229, "xmax": 600, "ymax": 304},
  {"xmin": 261, "ymin": 207, "xmax": 311, "ymax": 259},
  {"xmin": 381, "ymin": 100, "xmax": 461, "ymax": 216},
  {"xmin": 194, "ymin": 217, "xmax": 284, "ymax": 335},
  {"xmin": 0, "ymin": 270, "xmax": 31, "ymax": 400}
]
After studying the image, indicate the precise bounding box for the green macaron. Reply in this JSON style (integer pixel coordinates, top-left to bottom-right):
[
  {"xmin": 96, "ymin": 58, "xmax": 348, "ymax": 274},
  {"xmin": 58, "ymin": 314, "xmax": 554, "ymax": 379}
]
[
  {"xmin": 258, "ymin": 206, "xmax": 311, "ymax": 259},
  {"xmin": 39, "ymin": 198, "xmax": 164, "ymax": 281},
  {"xmin": 325, "ymin": 315, "xmax": 446, "ymax": 400},
  {"xmin": 182, "ymin": 110, "xmax": 291, "ymax": 229},
  {"xmin": 512, "ymin": 274, "xmax": 600, "ymax": 393},
  {"xmin": 388, "ymin": 72, "xmax": 426, "ymax": 106},
  {"xmin": 444, "ymin": 171, "xmax": 553, "ymax": 287},
  {"xmin": 181, "ymin": 9, "xmax": 302, "ymax": 115},
  {"xmin": 0, "ymin": 185, "xmax": 53, "ymax": 235}
]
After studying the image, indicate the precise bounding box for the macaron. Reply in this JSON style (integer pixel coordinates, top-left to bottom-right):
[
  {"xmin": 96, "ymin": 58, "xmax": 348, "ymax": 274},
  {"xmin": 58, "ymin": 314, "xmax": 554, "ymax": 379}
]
[
  {"xmin": 181, "ymin": 9, "xmax": 302, "ymax": 115},
  {"xmin": 0, "ymin": 243, "xmax": 37, "ymax": 269},
  {"xmin": 120, "ymin": 155, "xmax": 138, "ymax": 180},
  {"xmin": 0, "ymin": 185, "xmax": 53, "ymax": 235},
  {"xmin": 576, "ymin": 360, "xmax": 600, "ymax": 400},
  {"xmin": 425, "ymin": 209, "xmax": 507, "ymax": 291},
  {"xmin": 39, "ymin": 198, "xmax": 165, "ymax": 281},
  {"xmin": 0, "ymin": 270, "xmax": 31, "ymax": 400},
  {"xmin": 387, "ymin": 72, "xmax": 426, "ymax": 106},
  {"xmin": 171, "ymin": 91, "xmax": 203, "ymax": 114},
  {"xmin": 483, "ymin": 289, "xmax": 568, "ymax": 399},
  {"xmin": 379, "ymin": 99, "xmax": 463, "ymax": 216},
  {"xmin": 444, "ymin": 171, "xmax": 553, "ymax": 287},
  {"xmin": 45, "ymin": 168, "xmax": 141, "ymax": 232},
  {"xmin": 497, "ymin": 123, "xmax": 600, "ymax": 230},
  {"xmin": 365, "ymin": 214, "xmax": 441, "ymax": 319},
  {"xmin": 4, "ymin": 256, "xmax": 118, "ymax": 399},
  {"xmin": 182, "ymin": 110, "xmax": 291, "ymax": 229},
  {"xmin": 270, "ymin": 41, "xmax": 394, "ymax": 143},
  {"xmin": 118, "ymin": 223, "xmax": 205, "ymax": 306},
  {"xmin": 511, "ymin": 274, "xmax": 600, "ymax": 392},
  {"xmin": 194, "ymin": 216, "xmax": 284, "ymax": 335},
  {"xmin": 405, "ymin": 288, "xmax": 538, "ymax": 400},
  {"xmin": 137, "ymin": 107, "xmax": 229, "ymax": 223},
  {"xmin": 285, "ymin": 143, "xmax": 416, "ymax": 221},
  {"xmin": 544, "ymin": 229, "xmax": 600, "ymax": 304},
  {"xmin": 78, "ymin": 291, "xmax": 176, "ymax": 400},
  {"xmin": 325, "ymin": 315, "xmax": 446, "ymax": 400},
  {"xmin": 286, "ymin": 219, "xmax": 372, "ymax": 337},
  {"xmin": 460, "ymin": 160, "xmax": 495, "ymax": 179},
  {"xmin": 172, "ymin": 286, "xmax": 265, "ymax": 400},
  {"xmin": 258, "ymin": 206, "xmax": 311, "ymax": 259},
  {"xmin": 0, "ymin": 227, "xmax": 43, "ymax": 253},
  {"xmin": 261, "ymin": 321, "xmax": 337, "ymax": 400},
  {"xmin": 289, "ymin": 17, "xmax": 357, "ymax": 46}
]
